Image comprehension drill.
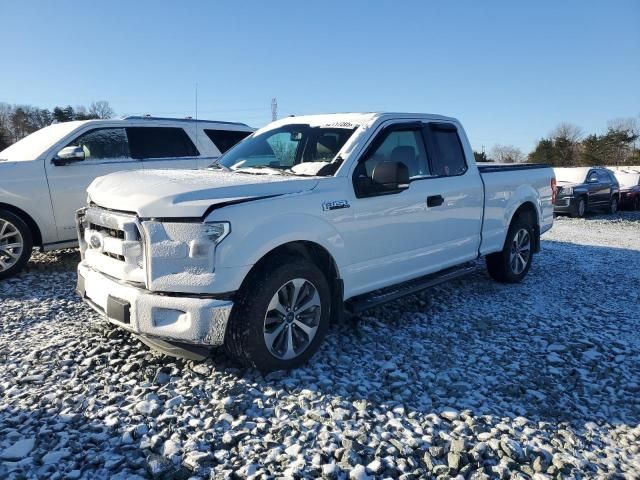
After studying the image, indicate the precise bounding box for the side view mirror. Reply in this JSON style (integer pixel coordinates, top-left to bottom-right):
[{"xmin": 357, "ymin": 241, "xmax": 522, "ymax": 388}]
[
  {"xmin": 53, "ymin": 146, "xmax": 85, "ymax": 166},
  {"xmin": 371, "ymin": 161, "xmax": 410, "ymax": 191}
]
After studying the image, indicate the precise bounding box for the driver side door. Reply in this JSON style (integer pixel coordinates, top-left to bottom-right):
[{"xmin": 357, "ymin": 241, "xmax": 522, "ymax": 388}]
[
  {"xmin": 335, "ymin": 122, "xmax": 434, "ymax": 295},
  {"xmin": 45, "ymin": 127, "xmax": 139, "ymax": 241}
]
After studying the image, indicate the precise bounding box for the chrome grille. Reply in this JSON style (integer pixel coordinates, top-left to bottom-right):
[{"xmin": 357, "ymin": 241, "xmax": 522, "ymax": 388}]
[{"xmin": 77, "ymin": 207, "xmax": 146, "ymax": 284}]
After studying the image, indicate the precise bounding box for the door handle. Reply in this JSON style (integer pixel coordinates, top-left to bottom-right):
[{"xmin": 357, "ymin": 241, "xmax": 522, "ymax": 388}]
[{"xmin": 427, "ymin": 195, "xmax": 444, "ymax": 207}]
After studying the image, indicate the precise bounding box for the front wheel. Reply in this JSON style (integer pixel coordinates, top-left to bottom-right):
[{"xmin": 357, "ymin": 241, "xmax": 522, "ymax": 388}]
[
  {"xmin": 486, "ymin": 216, "xmax": 534, "ymax": 283},
  {"xmin": 571, "ymin": 197, "xmax": 586, "ymax": 218},
  {"xmin": 225, "ymin": 255, "xmax": 331, "ymax": 372},
  {"xmin": 0, "ymin": 210, "xmax": 33, "ymax": 279}
]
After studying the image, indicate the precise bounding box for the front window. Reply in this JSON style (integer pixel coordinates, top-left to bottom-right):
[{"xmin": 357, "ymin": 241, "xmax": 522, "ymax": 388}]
[
  {"xmin": 216, "ymin": 124, "xmax": 356, "ymax": 176},
  {"xmin": 66, "ymin": 128, "xmax": 130, "ymax": 161}
]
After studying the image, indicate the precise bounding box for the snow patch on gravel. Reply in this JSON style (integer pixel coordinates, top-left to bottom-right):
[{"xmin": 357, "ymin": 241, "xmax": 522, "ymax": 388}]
[{"xmin": 1, "ymin": 213, "xmax": 639, "ymax": 478}]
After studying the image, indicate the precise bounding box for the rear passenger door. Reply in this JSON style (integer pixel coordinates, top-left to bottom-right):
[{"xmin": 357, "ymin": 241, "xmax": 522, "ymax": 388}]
[
  {"xmin": 419, "ymin": 122, "xmax": 484, "ymax": 270},
  {"xmin": 127, "ymin": 127, "xmax": 199, "ymax": 170}
]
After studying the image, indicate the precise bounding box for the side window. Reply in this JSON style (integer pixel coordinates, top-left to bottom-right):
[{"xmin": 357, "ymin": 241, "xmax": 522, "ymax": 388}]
[
  {"xmin": 586, "ymin": 170, "xmax": 598, "ymax": 183},
  {"xmin": 359, "ymin": 129, "xmax": 429, "ymax": 180},
  {"xmin": 597, "ymin": 170, "xmax": 610, "ymax": 183},
  {"xmin": 204, "ymin": 129, "xmax": 251, "ymax": 154},
  {"xmin": 424, "ymin": 124, "xmax": 467, "ymax": 176},
  {"xmin": 66, "ymin": 128, "xmax": 130, "ymax": 161},
  {"xmin": 353, "ymin": 127, "xmax": 429, "ymax": 197},
  {"xmin": 126, "ymin": 127, "xmax": 199, "ymax": 159}
]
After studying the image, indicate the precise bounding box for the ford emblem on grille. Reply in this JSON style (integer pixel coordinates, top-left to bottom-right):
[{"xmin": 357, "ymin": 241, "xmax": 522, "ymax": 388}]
[{"xmin": 90, "ymin": 233, "xmax": 103, "ymax": 250}]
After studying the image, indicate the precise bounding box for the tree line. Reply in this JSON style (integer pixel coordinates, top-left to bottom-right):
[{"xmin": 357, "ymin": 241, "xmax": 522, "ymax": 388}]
[
  {"xmin": 0, "ymin": 101, "xmax": 114, "ymax": 150},
  {"xmin": 1, "ymin": 100, "xmax": 639, "ymax": 168},
  {"xmin": 474, "ymin": 118, "xmax": 640, "ymax": 167}
]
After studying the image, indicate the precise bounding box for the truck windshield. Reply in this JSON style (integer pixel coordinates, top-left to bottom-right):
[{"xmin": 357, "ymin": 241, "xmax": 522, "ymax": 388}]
[
  {"xmin": 215, "ymin": 124, "xmax": 356, "ymax": 176},
  {"xmin": 0, "ymin": 122, "xmax": 81, "ymax": 162}
]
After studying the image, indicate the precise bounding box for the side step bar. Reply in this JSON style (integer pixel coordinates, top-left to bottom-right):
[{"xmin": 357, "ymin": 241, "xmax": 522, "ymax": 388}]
[{"xmin": 345, "ymin": 263, "xmax": 476, "ymax": 314}]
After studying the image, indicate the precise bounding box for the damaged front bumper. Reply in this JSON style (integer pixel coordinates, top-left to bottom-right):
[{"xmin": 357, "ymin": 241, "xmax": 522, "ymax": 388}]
[{"xmin": 77, "ymin": 261, "xmax": 233, "ymax": 348}]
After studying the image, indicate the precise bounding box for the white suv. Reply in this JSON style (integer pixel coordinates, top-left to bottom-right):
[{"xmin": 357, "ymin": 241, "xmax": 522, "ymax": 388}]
[{"xmin": 0, "ymin": 116, "xmax": 253, "ymax": 278}]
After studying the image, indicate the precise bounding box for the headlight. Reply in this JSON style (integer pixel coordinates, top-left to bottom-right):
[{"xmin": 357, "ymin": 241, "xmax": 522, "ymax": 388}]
[
  {"xmin": 560, "ymin": 186, "xmax": 573, "ymax": 196},
  {"xmin": 202, "ymin": 222, "xmax": 230, "ymax": 243},
  {"xmin": 190, "ymin": 222, "xmax": 230, "ymax": 257},
  {"xmin": 142, "ymin": 221, "xmax": 231, "ymax": 291}
]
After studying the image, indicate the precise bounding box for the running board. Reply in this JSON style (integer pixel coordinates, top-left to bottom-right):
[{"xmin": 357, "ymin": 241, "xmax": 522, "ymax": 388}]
[{"xmin": 345, "ymin": 263, "xmax": 476, "ymax": 314}]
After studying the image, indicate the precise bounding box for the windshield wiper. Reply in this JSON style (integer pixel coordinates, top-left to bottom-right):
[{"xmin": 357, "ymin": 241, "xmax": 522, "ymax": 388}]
[
  {"xmin": 234, "ymin": 166, "xmax": 292, "ymax": 176},
  {"xmin": 207, "ymin": 160, "xmax": 230, "ymax": 172}
]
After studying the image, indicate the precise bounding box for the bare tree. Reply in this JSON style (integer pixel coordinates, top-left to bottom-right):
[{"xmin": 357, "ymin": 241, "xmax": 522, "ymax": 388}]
[
  {"xmin": 89, "ymin": 101, "xmax": 114, "ymax": 119},
  {"xmin": 490, "ymin": 144, "xmax": 525, "ymax": 163},
  {"xmin": 551, "ymin": 123, "xmax": 583, "ymax": 143}
]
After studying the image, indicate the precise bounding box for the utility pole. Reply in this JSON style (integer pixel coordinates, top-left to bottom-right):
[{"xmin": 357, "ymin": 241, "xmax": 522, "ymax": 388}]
[{"xmin": 271, "ymin": 98, "xmax": 278, "ymax": 122}]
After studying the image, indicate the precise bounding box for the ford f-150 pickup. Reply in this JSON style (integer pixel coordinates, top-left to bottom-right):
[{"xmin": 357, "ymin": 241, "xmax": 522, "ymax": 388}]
[{"xmin": 76, "ymin": 112, "xmax": 555, "ymax": 371}]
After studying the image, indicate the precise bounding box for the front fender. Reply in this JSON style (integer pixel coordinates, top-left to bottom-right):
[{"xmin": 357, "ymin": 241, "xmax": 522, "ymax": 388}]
[{"xmin": 214, "ymin": 211, "xmax": 345, "ymax": 275}]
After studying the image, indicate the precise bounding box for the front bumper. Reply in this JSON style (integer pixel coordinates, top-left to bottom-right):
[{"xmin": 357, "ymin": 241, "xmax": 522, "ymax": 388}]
[
  {"xmin": 553, "ymin": 196, "xmax": 575, "ymax": 214},
  {"xmin": 77, "ymin": 262, "xmax": 233, "ymax": 346}
]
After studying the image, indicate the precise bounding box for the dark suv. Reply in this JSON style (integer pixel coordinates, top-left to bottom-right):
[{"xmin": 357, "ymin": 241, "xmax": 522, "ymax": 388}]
[{"xmin": 553, "ymin": 167, "xmax": 620, "ymax": 217}]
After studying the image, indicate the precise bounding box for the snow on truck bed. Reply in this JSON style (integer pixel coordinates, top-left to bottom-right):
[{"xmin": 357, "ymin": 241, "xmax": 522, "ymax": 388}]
[{"xmin": 0, "ymin": 212, "xmax": 639, "ymax": 478}]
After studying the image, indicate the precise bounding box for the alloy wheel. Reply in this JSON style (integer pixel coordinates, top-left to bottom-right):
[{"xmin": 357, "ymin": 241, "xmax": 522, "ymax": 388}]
[
  {"xmin": 0, "ymin": 219, "xmax": 24, "ymax": 273},
  {"xmin": 263, "ymin": 278, "xmax": 321, "ymax": 360},
  {"xmin": 509, "ymin": 228, "xmax": 531, "ymax": 275}
]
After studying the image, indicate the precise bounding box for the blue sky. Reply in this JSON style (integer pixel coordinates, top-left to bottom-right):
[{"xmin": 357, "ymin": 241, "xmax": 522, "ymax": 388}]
[{"xmin": 1, "ymin": 0, "xmax": 638, "ymax": 153}]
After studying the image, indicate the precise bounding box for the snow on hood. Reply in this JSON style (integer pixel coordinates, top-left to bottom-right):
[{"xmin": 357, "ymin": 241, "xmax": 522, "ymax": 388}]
[{"xmin": 88, "ymin": 169, "xmax": 319, "ymax": 218}]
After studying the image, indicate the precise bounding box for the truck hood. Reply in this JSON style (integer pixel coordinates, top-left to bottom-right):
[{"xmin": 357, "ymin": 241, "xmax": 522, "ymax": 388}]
[{"xmin": 88, "ymin": 169, "xmax": 319, "ymax": 218}]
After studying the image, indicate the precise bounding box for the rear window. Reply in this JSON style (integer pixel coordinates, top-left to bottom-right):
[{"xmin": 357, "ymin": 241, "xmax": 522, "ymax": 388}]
[
  {"xmin": 425, "ymin": 124, "xmax": 467, "ymax": 176},
  {"xmin": 204, "ymin": 129, "xmax": 251, "ymax": 154},
  {"xmin": 126, "ymin": 127, "xmax": 199, "ymax": 159}
]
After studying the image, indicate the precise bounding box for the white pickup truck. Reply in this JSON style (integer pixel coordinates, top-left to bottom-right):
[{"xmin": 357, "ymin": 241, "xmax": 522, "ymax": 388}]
[
  {"xmin": 76, "ymin": 113, "xmax": 555, "ymax": 371},
  {"xmin": 0, "ymin": 116, "xmax": 253, "ymax": 278}
]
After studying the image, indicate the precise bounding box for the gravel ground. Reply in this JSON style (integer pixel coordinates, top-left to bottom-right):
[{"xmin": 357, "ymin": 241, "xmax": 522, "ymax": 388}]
[{"xmin": 1, "ymin": 212, "xmax": 639, "ymax": 479}]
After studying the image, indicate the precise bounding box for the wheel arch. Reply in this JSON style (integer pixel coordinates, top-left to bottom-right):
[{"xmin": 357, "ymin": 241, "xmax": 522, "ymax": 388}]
[
  {"xmin": 238, "ymin": 240, "xmax": 344, "ymax": 322},
  {"xmin": 508, "ymin": 201, "xmax": 540, "ymax": 253},
  {"xmin": 0, "ymin": 202, "xmax": 43, "ymax": 247}
]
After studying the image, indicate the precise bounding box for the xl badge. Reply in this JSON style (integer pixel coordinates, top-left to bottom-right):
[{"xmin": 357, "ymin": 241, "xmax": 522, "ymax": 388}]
[{"xmin": 322, "ymin": 200, "xmax": 350, "ymax": 211}]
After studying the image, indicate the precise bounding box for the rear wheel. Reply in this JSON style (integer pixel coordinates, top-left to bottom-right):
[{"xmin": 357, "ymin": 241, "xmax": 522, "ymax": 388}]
[
  {"xmin": 0, "ymin": 210, "xmax": 33, "ymax": 279},
  {"xmin": 609, "ymin": 196, "xmax": 618, "ymax": 214},
  {"xmin": 225, "ymin": 255, "xmax": 331, "ymax": 372},
  {"xmin": 486, "ymin": 215, "xmax": 534, "ymax": 283}
]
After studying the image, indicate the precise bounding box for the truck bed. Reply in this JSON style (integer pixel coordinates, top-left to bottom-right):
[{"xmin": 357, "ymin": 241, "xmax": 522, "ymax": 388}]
[
  {"xmin": 476, "ymin": 162, "xmax": 550, "ymax": 173},
  {"xmin": 477, "ymin": 162, "xmax": 555, "ymax": 257}
]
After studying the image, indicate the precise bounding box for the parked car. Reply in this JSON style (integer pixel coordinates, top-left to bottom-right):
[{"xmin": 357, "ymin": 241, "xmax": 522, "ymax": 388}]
[
  {"xmin": 553, "ymin": 167, "xmax": 620, "ymax": 217},
  {"xmin": 614, "ymin": 171, "xmax": 640, "ymax": 210},
  {"xmin": 76, "ymin": 112, "xmax": 555, "ymax": 371},
  {"xmin": 0, "ymin": 116, "xmax": 253, "ymax": 278}
]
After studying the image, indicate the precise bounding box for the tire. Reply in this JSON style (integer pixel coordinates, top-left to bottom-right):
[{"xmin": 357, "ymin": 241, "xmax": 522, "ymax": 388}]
[
  {"xmin": 486, "ymin": 215, "xmax": 534, "ymax": 283},
  {"xmin": 634, "ymin": 196, "xmax": 640, "ymax": 211},
  {"xmin": 609, "ymin": 196, "xmax": 618, "ymax": 214},
  {"xmin": 570, "ymin": 197, "xmax": 586, "ymax": 218},
  {"xmin": 0, "ymin": 209, "xmax": 33, "ymax": 279},
  {"xmin": 225, "ymin": 254, "xmax": 331, "ymax": 372}
]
